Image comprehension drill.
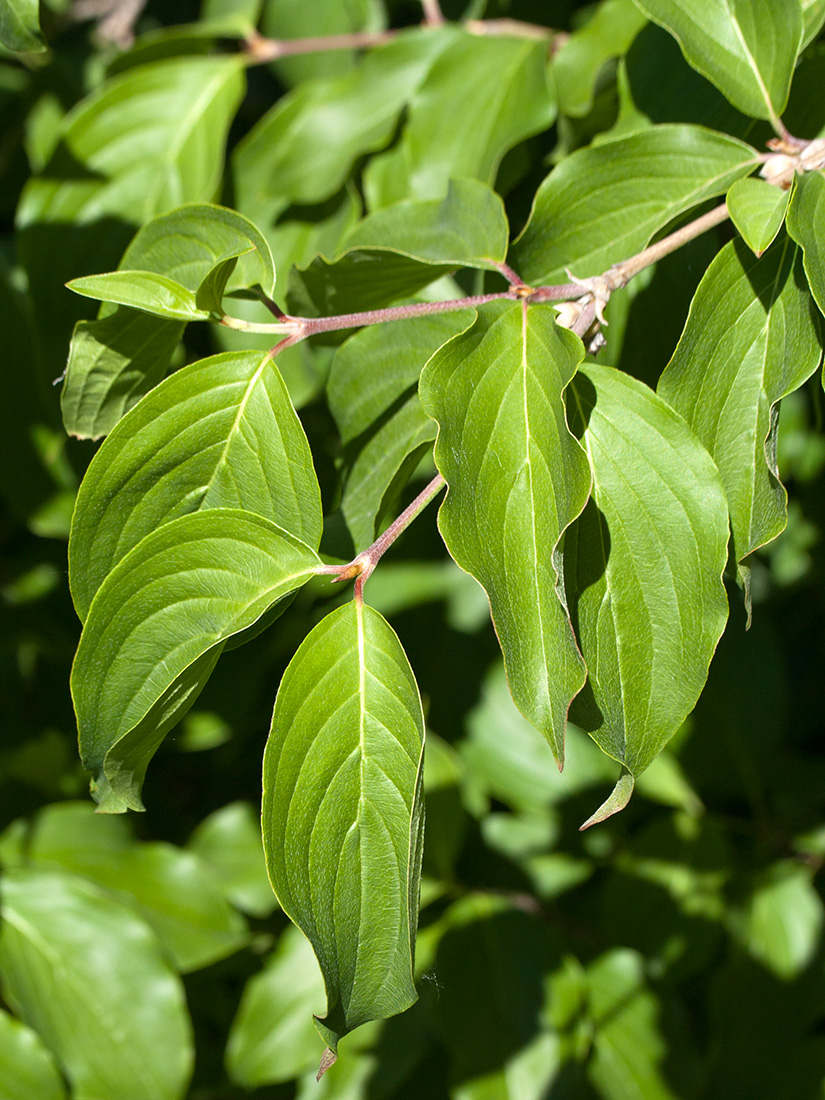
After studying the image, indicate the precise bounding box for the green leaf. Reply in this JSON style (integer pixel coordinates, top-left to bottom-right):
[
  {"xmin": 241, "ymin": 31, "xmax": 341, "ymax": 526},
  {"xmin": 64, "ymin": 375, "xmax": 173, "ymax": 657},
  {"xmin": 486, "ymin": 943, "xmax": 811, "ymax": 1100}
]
[
  {"xmin": 72, "ymin": 510, "xmax": 321, "ymax": 811},
  {"xmin": 552, "ymin": 0, "xmax": 648, "ymax": 118},
  {"xmin": 188, "ymin": 802, "xmax": 277, "ymax": 918},
  {"xmin": 734, "ymin": 863, "xmax": 824, "ymax": 979},
  {"xmin": 226, "ymin": 925, "xmax": 327, "ymax": 1087},
  {"xmin": 0, "ymin": 0, "xmax": 44, "ymax": 52},
  {"xmin": 62, "ymin": 311, "xmax": 184, "ymax": 441},
  {"xmin": 67, "ymin": 270, "xmax": 211, "ymax": 320},
  {"xmin": 202, "ymin": 0, "xmax": 263, "ymax": 33},
  {"xmin": 512, "ymin": 124, "xmax": 758, "ymax": 285},
  {"xmin": 565, "ymin": 365, "xmax": 729, "ymax": 789},
  {"xmin": 69, "ymin": 349, "xmax": 322, "ymax": 621},
  {"xmin": 0, "ymin": 869, "xmax": 193, "ymax": 1100},
  {"xmin": 23, "ymin": 802, "xmax": 248, "ymax": 972},
  {"xmin": 420, "ymin": 302, "xmax": 592, "ymax": 765},
  {"xmin": 364, "ymin": 33, "xmax": 556, "ymax": 209},
  {"xmin": 0, "ymin": 1008, "xmax": 67, "ymax": 1100},
  {"xmin": 631, "ymin": 0, "xmax": 803, "ymax": 123},
  {"xmin": 726, "ymin": 177, "xmax": 791, "ymax": 255},
  {"xmin": 259, "ymin": 0, "xmax": 383, "ymax": 86},
  {"xmin": 658, "ymin": 238, "xmax": 821, "ymax": 582},
  {"xmin": 801, "ymin": 0, "xmax": 825, "ymax": 47},
  {"xmin": 17, "ymin": 57, "xmax": 245, "ymax": 358},
  {"xmin": 787, "ymin": 169, "xmax": 825, "ymax": 318},
  {"xmin": 233, "ymin": 29, "xmax": 454, "ymax": 218},
  {"xmin": 329, "ymin": 312, "xmax": 472, "ymax": 549},
  {"xmin": 262, "ymin": 601, "xmax": 426, "ymax": 1056}
]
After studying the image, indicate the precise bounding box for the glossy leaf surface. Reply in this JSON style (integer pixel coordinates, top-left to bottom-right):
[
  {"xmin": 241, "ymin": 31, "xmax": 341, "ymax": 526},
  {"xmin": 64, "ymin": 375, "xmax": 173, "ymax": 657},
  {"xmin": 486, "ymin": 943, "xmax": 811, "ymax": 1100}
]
[
  {"xmin": 632, "ymin": 0, "xmax": 802, "ymax": 122},
  {"xmin": 72, "ymin": 510, "xmax": 320, "ymax": 811},
  {"xmin": 0, "ymin": 869, "xmax": 193, "ymax": 1100},
  {"xmin": 787, "ymin": 169, "xmax": 825, "ymax": 318},
  {"xmin": 659, "ymin": 238, "xmax": 821, "ymax": 574},
  {"xmin": 726, "ymin": 176, "xmax": 790, "ymax": 255},
  {"xmin": 0, "ymin": 0, "xmax": 43, "ymax": 51},
  {"xmin": 262, "ymin": 601, "xmax": 425, "ymax": 1055},
  {"xmin": 420, "ymin": 302, "xmax": 591, "ymax": 764},
  {"xmin": 0, "ymin": 1008, "xmax": 66, "ymax": 1100},
  {"xmin": 23, "ymin": 802, "xmax": 248, "ymax": 972},
  {"xmin": 329, "ymin": 312, "xmax": 472, "ymax": 548},
  {"xmin": 565, "ymin": 365, "xmax": 729, "ymax": 783},
  {"xmin": 69, "ymin": 349, "xmax": 322, "ymax": 621},
  {"xmin": 512, "ymin": 125, "xmax": 758, "ymax": 284}
]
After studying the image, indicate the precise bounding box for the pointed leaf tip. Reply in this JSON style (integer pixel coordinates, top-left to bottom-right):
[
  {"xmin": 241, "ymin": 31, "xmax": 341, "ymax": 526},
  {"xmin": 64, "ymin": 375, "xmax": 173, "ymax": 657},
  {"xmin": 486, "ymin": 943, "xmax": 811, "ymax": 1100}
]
[
  {"xmin": 317, "ymin": 1048, "xmax": 337, "ymax": 1080},
  {"xmin": 579, "ymin": 768, "xmax": 635, "ymax": 831}
]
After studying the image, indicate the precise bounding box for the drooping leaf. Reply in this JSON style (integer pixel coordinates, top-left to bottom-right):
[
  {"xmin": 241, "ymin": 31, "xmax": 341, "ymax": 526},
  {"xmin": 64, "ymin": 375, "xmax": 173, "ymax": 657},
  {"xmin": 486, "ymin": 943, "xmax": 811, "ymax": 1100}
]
[
  {"xmin": 67, "ymin": 270, "xmax": 211, "ymax": 321},
  {"xmin": 565, "ymin": 366, "xmax": 729, "ymax": 803},
  {"xmin": 262, "ymin": 601, "xmax": 426, "ymax": 1057},
  {"xmin": 364, "ymin": 32, "xmax": 555, "ymax": 209},
  {"xmin": 512, "ymin": 124, "xmax": 758, "ymax": 285},
  {"xmin": 69, "ymin": 349, "xmax": 322, "ymax": 621},
  {"xmin": 225, "ymin": 925, "xmax": 327, "ymax": 1087},
  {"xmin": 631, "ymin": 0, "xmax": 803, "ymax": 124},
  {"xmin": 726, "ymin": 177, "xmax": 791, "ymax": 255},
  {"xmin": 419, "ymin": 301, "xmax": 592, "ymax": 765},
  {"xmin": 0, "ymin": 869, "xmax": 193, "ymax": 1100},
  {"xmin": 72, "ymin": 510, "xmax": 321, "ymax": 811},
  {"xmin": 233, "ymin": 28, "xmax": 455, "ymax": 221},
  {"xmin": 22, "ymin": 801, "xmax": 248, "ymax": 972},
  {"xmin": 786, "ymin": 169, "xmax": 825, "ymax": 318},
  {"xmin": 188, "ymin": 802, "xmax": 277, "ymax": 918},
  {"xmin": 328, "ymin": 312, "xmax": 472, "ymax": 549},
  {"xmin": 0, "ymin": 0, "xmax": 44, "ymax": 52},
  {"xmin": 0, "ymin": 1008, "xmax": 66, "ymax": 1100},
  {"xmin": 17, "ymin": 56, "xmax": 245, "ymax": 359},
  {"xmin": 658, "ymin": 237, "xmax": 821, "ymax": 583},
  {"xmin": 552, "ymin": 0, "xmax": 648, "ymax": 118}
]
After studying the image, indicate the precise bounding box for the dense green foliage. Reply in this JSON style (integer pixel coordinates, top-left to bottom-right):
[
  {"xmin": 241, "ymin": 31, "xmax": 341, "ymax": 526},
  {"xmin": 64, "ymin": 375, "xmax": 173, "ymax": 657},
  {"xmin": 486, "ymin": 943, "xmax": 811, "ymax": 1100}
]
[{"xmin": 2, "ymin": 0, "xmax": 825, "ymax": 1097}]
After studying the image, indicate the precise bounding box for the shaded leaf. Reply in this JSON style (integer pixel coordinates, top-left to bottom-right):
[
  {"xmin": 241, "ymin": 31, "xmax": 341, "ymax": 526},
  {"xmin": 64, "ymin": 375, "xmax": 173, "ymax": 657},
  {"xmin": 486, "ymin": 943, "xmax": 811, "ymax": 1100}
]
[
  {"xmin": 262, "ymin": 601, "xmax": 425, "ymax": 1055},
  {"xmin": 188, "ymin": 802, "xmax": 277, "ymax": 918},
  {"xmin": 787, "ymin": 169, "xmax": 825, "ymax": 318},
  {"xmin": 565, "ymin": 366, "xmax": 729, "ymax": 783},
  {"xmin": 72, "ymin": 510, "xmax": 321, "ymax": 811},
  {"xmin": 69, "ymin": 349, "xmax": 322, "ymax": 621},
  {"xmin": 0, "ymin": 869, "xmax": 193, "ymax": 1100},
  {"xmin": 512, "ymin": 124, "xmax": 758, "ymax": 285},
  {"xmin": 364, "ymin": 33, "xmax": 555, "ymax": 208},
  {"xmin": 0, "ymin": 0, "xmax": 44, "ymax": 52},
  {"xmin": 631, "ymin": 0, "xmax": 802, "ymax": 123},
  {"xmin": 23, "ymin": 802, "xmax": 248, "ymax": 972},
  {"xmin": 658, "ymin": 238, "xmax": 821, "ymax": 577},
  {"xmin": 420, "ymin": 302, "xmax": 591, "ymax": 764},
  {"xmin": 67, "ymin": 270, "xmax": 210, "ymax": 321},
  {"xmin": 226, "ymin": 925, "xmax": 326, "ymax": 1087},
  {"xmin": 801, "ymin": 0, "xmax": 825, "ymax": 47},
  {"xmin": 734, "ymin": 863, "xmax": 824, "ymax": 979},
  {"xmin": 727, "ymin": 177, "xmax": 791, "ymax": 255},
  {"xmin": 0, "ymin": 1008, "xmax": 66, "ymax": 1100},
  {"xmin": 328, "ymin": 312, "xmax": 473, "ymax": 548},
  {"xmin": 553, "ymin": 0, "xmax": 647, "ymax": 118}
]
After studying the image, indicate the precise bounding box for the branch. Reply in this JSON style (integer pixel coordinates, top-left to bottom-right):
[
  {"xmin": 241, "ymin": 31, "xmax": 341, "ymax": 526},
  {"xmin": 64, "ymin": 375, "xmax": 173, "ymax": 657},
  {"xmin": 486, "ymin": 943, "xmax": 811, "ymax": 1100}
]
[
  {"xmin": 72, "ymin": 0, "xmax": 148, "ymax": 47},
  {"xmin": 421, "ymin": 0, "xmax": 445, "ymax": 27}
]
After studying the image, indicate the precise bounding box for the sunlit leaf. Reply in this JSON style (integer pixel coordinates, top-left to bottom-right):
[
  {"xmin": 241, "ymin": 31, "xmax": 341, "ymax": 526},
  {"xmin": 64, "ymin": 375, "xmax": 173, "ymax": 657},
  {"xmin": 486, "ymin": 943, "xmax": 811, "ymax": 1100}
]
[
  {"xmin": 0, "ymin": 1008, "xmax": 66, "ymax": 1100},
  {"xmin": 786, "ymin": 169, "xmax": 825, "ymax": 319},
  {"xmin": 0, "ymin": 0, "xmax": 44, "ymax": 52},
  {"xmin": 67, "ymin": 270, "xmax": 211, "ymax": 321},
  {"xmin": 726, "ymin": 177, "xmax": 791, "ymax": 256}
]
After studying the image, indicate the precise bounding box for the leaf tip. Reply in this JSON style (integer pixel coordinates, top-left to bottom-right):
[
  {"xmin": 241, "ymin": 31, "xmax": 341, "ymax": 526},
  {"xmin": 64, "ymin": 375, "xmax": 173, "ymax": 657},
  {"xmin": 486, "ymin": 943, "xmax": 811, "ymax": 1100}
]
[
  {"xmin": 579, "ymin": 768, "xmax": 634, "ymax": 831},
  {"xmin": 317, "ymin": 1048, "xmax": 337, "ymax": 1080}
]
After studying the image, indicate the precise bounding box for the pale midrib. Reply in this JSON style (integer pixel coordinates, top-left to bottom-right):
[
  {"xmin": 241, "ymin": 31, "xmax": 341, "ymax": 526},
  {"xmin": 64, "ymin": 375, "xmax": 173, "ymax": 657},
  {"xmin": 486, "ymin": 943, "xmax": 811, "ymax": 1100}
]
[
  {"xmin": 200, "ymin": 358, "xmax": 267, "ymax": 503},
  {"xmin": 722, "ymin": 0, "xmax": 775, "ymax": 120}
]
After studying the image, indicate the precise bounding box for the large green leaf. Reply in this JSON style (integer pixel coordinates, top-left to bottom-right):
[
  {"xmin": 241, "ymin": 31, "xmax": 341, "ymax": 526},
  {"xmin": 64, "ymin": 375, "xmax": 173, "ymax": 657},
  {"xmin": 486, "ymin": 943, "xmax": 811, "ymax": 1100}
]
[
  {"xmin": 565, "ymin": 366, "xmax": 729, "ymax": 819},
  {"xmin": 786, "ymin": 170, "xmax": 825, "ymax": 319},
  {"xmin": 69, "ymin": 349, "xmax": 322, "ymax": 621},
  {"xmin": 21, "ymin": 802, "xmax": 248, "ymax": 972},
  {"xmin": 0, "ymin": 1008, "xmax": 66, "ymax": 1100},
  {"xmin": 62, "ymin": 203, "xmax": 274, "ymax": 439},
  {"xmin": 328, "ymin": 312, "xmax": 472, "ymax": 549},
  {"xmin": 658, "ymin": 237, "xmax": 821, "ymax": 581},
  {"xmin": 233, "ymin": 28, "xmax": 455, "ymax": 221},
  {"xmin": 226, "ymin": 925, "xmax": 327, "ymax": 1087},
  {"xmin": 511, "ymin": 125, "xmax": 758, "ymax": 286},
  {"xmin": 0, "ymin": 869, "xmax": 193, "ymax": 1100},
  {"xmin": 0, "ymin": 0, "xmax": 44, "ymax": 52},
  {"xmin": 262, "ymin": 601, "xmax": 426, "ymax": 1057},
  {"xmin": 72, "ymin": 510, "xmax": 321, "ymax": 811},
  {"xmin": 364, "ymin": 33, "xmax": 555, "ymax": 209},
  {"xmin": 419, "ymin": 302, "xmax": 592, "ymax": 765},
  {"xmin": 17, "ymin": 56, "xmax": 245, "ymax": 360},
  {"xmin": 631, "ymin": 0, "xmax": 803, "ymax": 123}
]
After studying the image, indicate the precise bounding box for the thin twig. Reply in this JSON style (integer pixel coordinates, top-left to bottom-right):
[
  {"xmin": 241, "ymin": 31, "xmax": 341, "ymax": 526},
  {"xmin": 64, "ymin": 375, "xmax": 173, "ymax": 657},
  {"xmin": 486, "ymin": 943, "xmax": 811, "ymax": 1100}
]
[
  {"xmin": 421, "ymin": 0, "xmax": 445, "ymax": 26},
  {"xmin": 608, "ymin": 202, "xmax": 730, "ymax": 287},
  {"xmin": 245, "ymin": 28, "xmax": 397, "ymax": 63}
]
